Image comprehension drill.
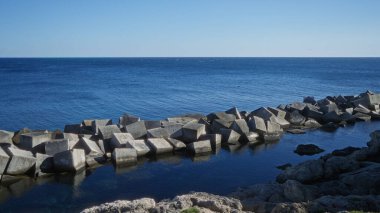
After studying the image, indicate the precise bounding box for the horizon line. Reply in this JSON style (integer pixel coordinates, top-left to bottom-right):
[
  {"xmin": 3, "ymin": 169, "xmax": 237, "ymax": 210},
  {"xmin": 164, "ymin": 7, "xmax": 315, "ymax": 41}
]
[{"xmin": 1, "ymin": 56, "xmax": 380, "ymax": 59}]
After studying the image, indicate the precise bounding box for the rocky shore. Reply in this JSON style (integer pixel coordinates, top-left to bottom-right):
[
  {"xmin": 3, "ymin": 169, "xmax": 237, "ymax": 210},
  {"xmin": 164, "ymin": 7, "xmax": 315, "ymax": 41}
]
[
  {"xmin": 82, "ymin": 130, "xmax": 380, "ymax": 212},
  {"xmin": 0, "ymin": 90, "xmax": 380, "ymax": 210}
]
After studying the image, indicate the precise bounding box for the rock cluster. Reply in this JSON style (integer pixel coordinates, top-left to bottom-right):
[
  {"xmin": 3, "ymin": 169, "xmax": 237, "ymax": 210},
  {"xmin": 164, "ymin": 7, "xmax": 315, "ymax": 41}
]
[
  {"xmin": 0, "ymin": 91, "xmax": 379, "ymax": 184},
  {"xmin": 82, "ymin": 130, "xmax": 380, "ymax": 213}
]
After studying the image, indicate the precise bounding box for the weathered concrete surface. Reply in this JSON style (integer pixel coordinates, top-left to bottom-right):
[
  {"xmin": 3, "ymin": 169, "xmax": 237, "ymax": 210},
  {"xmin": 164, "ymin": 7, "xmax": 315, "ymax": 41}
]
[
  {"xmin": 5, "ymin": 148, "xmax": 36, "ymax": 175},
  {"xmin": 146, "ymin": 138, "xmax": 173, "ymax": 154},
  {"xmin": 53, "ymin": 149, "xmax": 85, "ymax": 172},
  {"xmin": 92, "ymin": 119, "xmax": 112, "ymax": 135},
  {"xmin": 112, "ymin": 148, "xmax": 137, "ymax": 166},
  {"xmin": 125, "ymin": 121, "xmax": 147, "ymax": 139},
  {"xmin": 187, "ymin": 140, "xmax": 212, "ymax": 154},
  {"xmin": 78, "ymin": 137, "xmax": 103, "ymax": 156},
  {"xmin": 0, "ymin": 130, "xmax": 14, "ymax": 144},
  {"xmin": 199, "ymin": 134, "xmax": 222, "ymax": 150},
  {"xmin": 35, "ymin": 153, "xmax": 54, "ymax": 176},
  {"xmin": 19, "ymin": 132, "xmax": 52, "ymax": 152},
  {"xmin": 98, "ymin": 125, "xmax": 122, "ymax": 140},
  {"xmin": 119, "ymin": 113, "xmax": 140, "ymax": 128},
  {"xmin": 0, "ymin": 147, "xmax": 10, "ymax": 174},
  {"xmin": 248, "ymin": 116, "xmax": 266, "ymax": 135},
  {"xmin": 126, "ymin": 140, "xmax": 151, "ymax": 156},
  {"xmin": 111, "ymin": 133, "xmax": 134, "ymax": 149},
  {"xmin": 220, "ymin": 128, "xmax": 241, "ymax": 144},
  {"xmin": 45, "ymin": 139, "xmax": 70, "ymax": 156},
  {"xmin": 166, "ymin": 138, "xmax": 186, "ymax": 151},
  {"xmin": 146, "ymin": 127, "xmax": 169, "ymax": 138},
  {"xmin": 182, "ymin": 122, "xmax": 206, "ymax": 143}
]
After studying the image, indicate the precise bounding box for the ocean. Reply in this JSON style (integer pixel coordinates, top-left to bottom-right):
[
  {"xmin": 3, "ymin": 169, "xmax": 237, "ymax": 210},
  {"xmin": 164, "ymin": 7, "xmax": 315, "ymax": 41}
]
[{"xmin": 0, "ymin": 58, "xmax": 379, "ymax": 212}]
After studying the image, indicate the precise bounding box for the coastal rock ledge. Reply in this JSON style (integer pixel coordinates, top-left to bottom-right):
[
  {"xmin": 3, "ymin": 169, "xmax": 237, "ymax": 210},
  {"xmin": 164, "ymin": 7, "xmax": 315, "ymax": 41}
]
[{"xmin": 82, "ymin": 130, "xmax": 380, "ymax": 213}]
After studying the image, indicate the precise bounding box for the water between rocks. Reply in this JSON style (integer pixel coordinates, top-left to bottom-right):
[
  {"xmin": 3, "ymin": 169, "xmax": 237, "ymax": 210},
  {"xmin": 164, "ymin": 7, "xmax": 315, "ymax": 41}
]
[{"xmin": 0, "ymin": 121, "xmax": 379, "ymax": 212}]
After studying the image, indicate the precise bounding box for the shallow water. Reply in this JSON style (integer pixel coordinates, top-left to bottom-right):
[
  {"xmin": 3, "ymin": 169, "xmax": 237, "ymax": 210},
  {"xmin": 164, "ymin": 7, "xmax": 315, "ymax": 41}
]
[{"xmin": 0, "ymin": 58, "xmax": 380, "ymax": 212}]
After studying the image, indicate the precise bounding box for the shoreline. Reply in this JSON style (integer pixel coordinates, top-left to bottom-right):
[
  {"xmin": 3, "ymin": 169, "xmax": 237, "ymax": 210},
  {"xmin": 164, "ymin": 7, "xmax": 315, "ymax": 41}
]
[{"xmin": 0, "ymin": 90, "xmax": 380, "ymax": 210}]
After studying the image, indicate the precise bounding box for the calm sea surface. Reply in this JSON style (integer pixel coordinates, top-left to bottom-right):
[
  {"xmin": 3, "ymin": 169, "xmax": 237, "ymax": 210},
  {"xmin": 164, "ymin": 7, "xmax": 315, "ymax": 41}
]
[{"xmin": 0, "ymin": 58, "xmax": 380, "ymax": 212}]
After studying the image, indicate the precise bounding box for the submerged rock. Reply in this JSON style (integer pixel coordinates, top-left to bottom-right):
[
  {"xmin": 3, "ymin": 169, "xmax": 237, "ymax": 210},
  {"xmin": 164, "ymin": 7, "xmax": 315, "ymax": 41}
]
[{"xmin": 294, "ymin": 144, "xmax": 324, "ymax": 156}]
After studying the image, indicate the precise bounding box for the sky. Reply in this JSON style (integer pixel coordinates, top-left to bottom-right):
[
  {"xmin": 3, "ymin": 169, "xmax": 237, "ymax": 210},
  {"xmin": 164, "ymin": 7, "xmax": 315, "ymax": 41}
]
[{"xmin": 0, "ymin": 0, "xmax": 379, "ymax": 57}]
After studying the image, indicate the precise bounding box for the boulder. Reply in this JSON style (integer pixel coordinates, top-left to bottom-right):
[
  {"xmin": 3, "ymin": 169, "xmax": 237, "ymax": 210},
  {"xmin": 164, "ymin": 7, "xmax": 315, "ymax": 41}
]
[
  {"xmin": 5, "ymin": 148, "xmax": 36, "ymax": 175},
  {"xmin": 354, "ymin": 104, "xmax": 371, "ymax": 114},
  {"xmin": 323, "ymin": 156, "xmax": 359, "ymax": 178},
  {"xmin": 220, "ymin": 129, "xmax": 241, "ymax": 144},
  {"xmin": 245, "ymin": 132, "xmax": 260, "ymax": 142},
  {"xmin": 345, "ymin": 107, "xmax": 354, "ymax": 114},
  {"xmin": 340, "ymin": 163, "xmax": 380, "ymax": 194},
  {"xmin": 322, "ymin": 111, "xmax": 342, "ymax": 123},
  {"xmin": 248, "ymin": 116, "xmax": 267, "ymax": 134},
  {"xmin": 287, "ymin": 129, "xmax": 306, "ymax": 134},
  {"xmin": 146, "ymin": 138, "xmax": 173, "ymax": 154},
  {"xmin": 119, "ymin": 113, "xmax": 140, "ymax": 128},
  {"xmin": 112, "ymin": 148, "xmax": 137, "ymax": 166},
  {"xmin": 45, "ymin": 139, "xmax": 70, "ymax": 156},
  {"xmin": 147, "ymin": 127, "xmax": 169, "ymax": 138},
  {"xmin": 353, "ymin": 112, "xmax": 371, "ymax": 121},
  {"xmin": 199, "ymin": 134, "xmax": 222, "ymax": 150},
  {"xmin": 294, "ymin": 144, "xmax": 324, "ymax": 156},
  {"xmin": 19, "ymin": 132, "xmax": 52, "ymax": 152},
  {"xmin": 332, "ymin": 146, "xmax": 361, "ymax": 156},
  {"xmin": 283, "ymin": 180, "xmax": 319, "ymax": 202},
  {"xmin": 0, "ymin": 147, "xmax": 10, "ymax": 174},
  {"xmin": 303, "ymin": 96, "xmax": 317, "ymax": 105},
  {"xmin": 211, "ymin": 119, "xmax": 232, "ymax": 134},
  {"xmin": 0, "ymin": 130, "xmax": 14, "ymax": 144},
  {"xmin": 144, "ymin": 120, "xmax": 161, "ymax": 130},
  {"xmin": 166, "ymin": 138, "xmax": 186, "ymax": 151},
  {"xmin": 230, "ymin": 119, "xmax": 250, "ymax": 135},
  {"xmin": 98, "ymin": 125, "xmax": 122, "ymax": 140},
  {"xmin": 53, "ymin": 149, "xmax": 86, "ymax": 172},
  {"xmin": 35, "ymin": 153, "xmax": 54, "ymax": 176},
  {"xmin": 225, "ymin": 107, "xmax": 242, "ymax": 119},
  {"xmin": 303, "ymin": 105, "xmax": 323, "ymax": 120},
  {"xmin": 92, "ymin": 119, "xmax": 112, "ymax": 135},
  {"xmin": 303, "ymin": 119, "xmax": 322, "ymax": 128},
  {"xmin": 78, "ymin": 137, "xmax": 103, "ymax": 156},
  {"xmin": 125, "ymin": 121, "xmax": 147, "ymax": 139},
  {"xmin": 182, "ymin": 122, "xmax": 206, "ymax": 143},
  {"xmin": 287, "ymin": 102, "xmax": 306, "ymax": 112},
  {"xmin": 126, "ymin": 140, "xmax": 151, "ymax": 156},
  {"xmin": 111, "ymin": 133, "xmax": 134, "ymax": 149},
  {"xmin": 187, "ymin": 140, "xmax": 212, "ymax": 154},
  {"xmin": 277, "ymin": 159, "xmax": 324, "ymax": 183}
]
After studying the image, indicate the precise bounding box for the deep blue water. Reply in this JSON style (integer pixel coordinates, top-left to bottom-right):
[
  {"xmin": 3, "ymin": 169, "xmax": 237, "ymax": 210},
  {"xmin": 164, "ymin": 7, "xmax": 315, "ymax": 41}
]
[{"xmin": 0, "ymin": 58, "xmax": 380, "ymax": 212}]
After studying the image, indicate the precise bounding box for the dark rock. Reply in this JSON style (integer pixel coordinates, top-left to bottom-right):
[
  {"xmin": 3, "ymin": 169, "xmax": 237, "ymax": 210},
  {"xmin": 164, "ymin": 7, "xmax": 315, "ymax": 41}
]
[
  {"xmin": 332, "ymin": 146, "xmax": 361, "ymax": 156},
  {"xmin": 287, "ymin": 129, "xmax": 306, "ymax": 134},
  {"xmin": 303, "ymin": 96, "xmax": 317, "ymax": 105},
  {"xmin": 286, "ymin": 111, "xmax": 306, "ymax": 126},
  {"xmin": 276, "ymin": 163, "xmax": 292, "ymax": 170},
  {"xmin": 294, "ymin": 144, "xmax": 324, "ymax": 156}
]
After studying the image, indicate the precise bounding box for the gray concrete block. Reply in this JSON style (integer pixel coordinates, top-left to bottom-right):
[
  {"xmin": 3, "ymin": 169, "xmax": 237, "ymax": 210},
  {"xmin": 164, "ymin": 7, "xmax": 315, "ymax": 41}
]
[
  {"xmin": 5, "ymin": 148, "xmax": 36, "ymax": 175},
  {"xmin": 53, "ymin": 149, "xmax": 85, "ymax": 172},
  {"xmin": 207, "ymin": 112, "xmax": 236, "ymax": 122},
  {"xmin": 266, "ymin": 121, "xmax": 283, "ymax": 134},
  {"xmin": 92, "ymin": 119, "xmax": 112, "ymax": 135},
  {"xmin": 211, "ymin": 119, "xmax": 232, "ymax": 134},
  {"xmin": 111, "ymin": 133, "xmax": 134, "ymax": 149},
  {"xmin": 231, "ymin": 119, "xmax": 250, "ymax": 135},
  {"xmin": 98, "ymin": 125, "xmax": 121, "ymax": 140},
  {"xmin": 167, "ymin": 117, "xmax": 197, "ymax": 125},
  {"xmin": 199, "ymin": 134, "xmax": 222, "ymax": 150},
  {"xmin": 182, "ymin": 122, "xmax": 206, "ymax": 143},
  {"xmin": 78, "ymin": 137, "xmax": 103, "ymax": 156},
  {"xmin": 163, "ymin": 123, "xmax": 183, "ymax": 139},
  {"xmin": 19, "ymin": 132, "xmax": 52, "ymax": 152},
  {"xmin": 268, "ymin": 107, "xmax": 288, "ymax": 119},
  {"xmin": 146, "ymin": 138, "xmax": 173, "ymax": 154},
  {"xmin": 97, "ymin": 140, "xmax": 112, "ymax": 155},
  {"xmin": 85, "ymin": 155, "xmax": 106, "ymax": 167},
  {"xmin": 119, "ymin": 113, "xmax": 140, "ymax": 128},
  {"xmin": 125, "ymin": 121, "xmax": 147, "ymax": 139},
  {"xmin": 63, "ymin": 133, "xmax": 80, "ymax": 149},
  {"xmin": 0, "ymin": 147, "xmax": 10, "ymax": 175},
  {"xmin": 147, "ymin": 127, "xmax": 169, "ymax": 138},
  {"xmin": 220, "ymin": 129, "xmax": 241, "ymax": 144},
  {"xmin": 248, "ymin": 116, "xmax": 267, "ymax": 134},
  {"xmin": 112, "ymin": 148, "xmax": 137, "ymax": 166},
  {"xmin": 63, "ymin": 124, "xmax": 82, "ymax": 134},
  {"xmin": 166, "ymin": 138, "xmax": 186, "ymax": 151},
  {"xmin": 126, "ymin": 140, "xmax": 151, "ymax": 156},
  {"xmin": 0, "ymin": 130, "xmax": 14, "ymax": 144},
  {"xmin": 35, "ymin": 153, "xmax": 54, "ymax": 176},
  {"xmin": 187, "ymin": 140, "xmax": 212, "ymax": 154},
  {"xmin": 225, "ymin": 107, "xmax": 242, "ymax": 119},
  {"xmin": 144, "ymin": 120, "xmax": 162, "ymax": 130},
  {"xmin": 45, "ymin": 139, "xmax": 70, "ymax": 156}
]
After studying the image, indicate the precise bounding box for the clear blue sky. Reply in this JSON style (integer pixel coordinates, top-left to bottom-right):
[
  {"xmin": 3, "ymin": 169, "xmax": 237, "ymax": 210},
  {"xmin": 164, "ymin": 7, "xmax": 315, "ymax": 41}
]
[{"xmin": 0, "ymin": 0, "xmax": 379, "ymax": 57}]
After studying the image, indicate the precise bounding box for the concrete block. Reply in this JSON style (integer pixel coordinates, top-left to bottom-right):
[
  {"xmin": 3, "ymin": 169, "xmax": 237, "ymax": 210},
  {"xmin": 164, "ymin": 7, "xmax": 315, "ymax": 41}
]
[
  {"xmin": 250, "ymin": 107, "xmax": 275, "ymax": 121},
  {"xmin": 187, "ymin": 140, "xmax": 212, "ymax": 154},
  {"xmin": 19, "ymin": 132, "xmax": 52, "ymax": 152},
  {"xmin": 45, "ymin": 139, "xmax": 70, "ymax": 156},
  {"xmin": 97, "ymin": 139, "xmax": 112, "ymax": 155},
  {"xmin": 112, "ymin": 148, "xmax": 137, "ymax": 166},
  {"xmin": 35, "ymin": 153, "xmax": 54, "ymax": 176},
  {"xmin": 78, "ymin": 137, "xmax": 103, "ymax": 156},
  {"xmin": 119, "ymin": 113, "xmax": 140, "ymax": 128},
  {"xmin": 199, "ymin": 134, "xmax": 222, "ymax": 150},
  {"xmin": 354, "ymin": 104, "xmax": 371, "ymax": 114},
  {"xmin": 182, "ymin": 122, "xmax": 206, "ymax": 143},
  {"xmin": 163, "ymin": 123, "xmax": 183, "ymax": 139},
  {"xmin": 92, "ymin": 119, "xmax": 112, "ymax": 135},
  {"xmin": 166, "ymin": 138, "xmax": 186, "ymax": 151},
  {"xmin": 111, "ymin": 133, "xmax": 134, "ymax": 149},
  {"xmin": 320, "ymin": 103, "xmax": 339, "ymax": 114},
  {"xmin": 126, "ymin": 140, "xmax": 151, "ymax": 156},
  {"xmin": 225, "ymin": 107, "xmax": 242, "ymax": 119},
  {"xmin": 245, "ymin": 132, "xmax": 260, "ymax": 142},
  {"xmin": 268, "ymin": 107, "xmax": 288, "ymax": 119},
  {"xmin": 167, "ymin": 117, "xmax": 197, "ymax": 125},
  {"xmin": 231, "ymin": 119, "xmax": 250, "ymax": 135},
  {"xmin": 63, "ymin": 133, "xmax": 80, "ymax": 149},
  {"xmin": 98, "ymin": 125, "xmax": 121, "ymax": 140},
  {"xmin": 144, "ymin": 120, "xmax": 162, "ymax": 130},
  {"xmin": 147, "ymin": 127, "xmax": 169, "ymax": 138},
  {"xmin": 220, "ymin": 129, "xmax": 241, "ymax": 144},
  {"xmin": 146, "ymin": 138, "xmax": 173, "ymax": 154},
  {"xmin": 0, "ymin": 130, "xmax": 14, "ymax": 144},
  {"xmin": 211, "ymin": 119, "xmax": 232, "ymax": 134},
  {"xmin": 53, "ymin": 149, "xmax": 85, "ymax": 172},
  {"xmin": 125, "ymin": 121, "xmax": 147, "ymax": 139},
  {"xmin": 266, "ymin": 121, "xmax": 282, "ymax": 134},
  {"xmin": 0, "ymin": 147, "xmax": 10, "ymax": 174},
  {"xmin": 248, "ymin": 116, "xmax": 267, "ymax": 134},
  {"xmin": 63, "ymin": 124, "xmax": 82, "ymax": 134},
  {"xmin": 207, "ymin": 112, "xmax": 236, "ymax": 122},
  {"xmin": 5, "ymin": 148, "xmax": 36, "ymax": 175},
  {"xmin": 85, "ymin": 155, "xmax": 106, "ymax": 167}
]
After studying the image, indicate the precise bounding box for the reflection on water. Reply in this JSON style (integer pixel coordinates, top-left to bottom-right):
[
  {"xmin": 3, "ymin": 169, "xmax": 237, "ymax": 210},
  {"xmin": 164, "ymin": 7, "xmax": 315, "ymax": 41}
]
[{"xmin": 0, "ymin": 121, "xmax": 379, "ymax": 212}]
